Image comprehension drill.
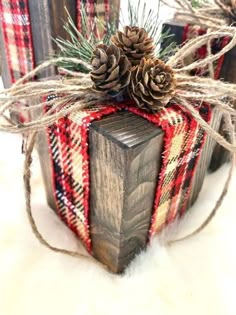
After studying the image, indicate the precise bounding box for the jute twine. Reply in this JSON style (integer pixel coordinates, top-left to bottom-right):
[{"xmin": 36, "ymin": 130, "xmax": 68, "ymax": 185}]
[
  {"xmin": 161, "ymin": 0, "xmax": 236, "ymax": 29},
  {"xmin": 0, "ymin": 29, "xmax": 236, "ymax": 269}
]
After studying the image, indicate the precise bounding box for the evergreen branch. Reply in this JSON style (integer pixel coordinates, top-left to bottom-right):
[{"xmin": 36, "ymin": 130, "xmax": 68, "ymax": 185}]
[
  {"xmin": 126, "ymin": 0, "xmax": 177, "ymax": 60},
  {"xmin": 191, "ymin": 0, "xmax": 209, "ymax": 8},
  {"xmin": 54, "ymin": 6, "xmax": 117, "ymax": 73}
]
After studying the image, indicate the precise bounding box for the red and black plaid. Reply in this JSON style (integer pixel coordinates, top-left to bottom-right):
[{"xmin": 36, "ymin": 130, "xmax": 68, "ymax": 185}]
[
  {"xmin": 46, "ymin": 101, "xmax": 211, "ymax": 250},
  {"xmin": 0, "ymin": 0, "xmax": 34, "ymax": 82}
]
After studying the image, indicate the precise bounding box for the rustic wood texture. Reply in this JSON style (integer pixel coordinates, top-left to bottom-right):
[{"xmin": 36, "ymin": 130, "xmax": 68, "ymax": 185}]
[
  {"xmin": 162, "ymin": 20, "xmax": 235, "ymax": 171},
  {"xmin": 0, "ymin": 24, "xmax": 11, "ymax": 88},
  {"xmin": 30, "ymin": 98, "xmax": 57, "ymax": 211},
  {"xmin": 28, "ymin": 0, "xmax": 77, "ymax": 78},
  {"xmin": 89, "ymin": 111, "xmax": 163, "ymax": 273}
]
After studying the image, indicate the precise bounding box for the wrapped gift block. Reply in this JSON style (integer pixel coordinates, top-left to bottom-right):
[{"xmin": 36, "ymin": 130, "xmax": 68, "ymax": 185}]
[
  {"xmin": 32, "ymin": 98, "xmax": 218, "ymax": 273},
  {"xmin": 162, "ymin": 19, "xmax": 236, "ymax": 171},
  {"xmin": 0, "ymin": 0, "xmax": 120, "ymax": 87}
]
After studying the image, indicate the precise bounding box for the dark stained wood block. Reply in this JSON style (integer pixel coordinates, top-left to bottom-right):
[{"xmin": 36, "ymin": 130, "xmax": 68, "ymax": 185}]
[
  {"xmin": 28, "ymin": 0, "xmax": 77, "ymax": 78},
  {"xmin": 89, "ymin": 111, "xmax": 164, "ymax": 273},
  {"xmin": 162, "ymin": 20, "xmax": 235, "ymax": 171},
  {"xmin": 0, "ymin": 24, "xmax": 11, "ymax": 87}
]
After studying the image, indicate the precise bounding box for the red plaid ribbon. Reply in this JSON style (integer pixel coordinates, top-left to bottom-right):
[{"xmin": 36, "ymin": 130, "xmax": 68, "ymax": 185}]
[
  {"xmin": 46, "ymin": 102, "xmax": 211, "ymax": 250},
  {"xmin": 0, "ymin": 0, "xmax": 111, "ymax": 85},
  {"xmin": 0, "ymin": 0, "xmax": 34, "ymax": 82}
]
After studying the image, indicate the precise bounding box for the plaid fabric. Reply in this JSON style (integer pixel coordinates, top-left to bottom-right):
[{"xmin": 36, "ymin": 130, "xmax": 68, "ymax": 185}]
[
  {"xmin": 46, "ymin": 101, "xmax": 211, "ymax": 250},
  {"xmin": 77, "ymin": 0, "xmax": 110, "ymax": 37},
  {"xmin": 183, "ymin": 25, "xmax": 229, "ymax": 79},
  {"xmin": 0, "ymin": 0, "xmax": 34, "ymax": 82}
]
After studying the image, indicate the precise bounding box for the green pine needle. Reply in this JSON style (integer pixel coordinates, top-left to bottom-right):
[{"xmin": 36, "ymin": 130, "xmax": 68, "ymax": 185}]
[
  {"xmin": 54, "ymin": 1, "xmax": 177, "ymax": 72},
  {"xmin": 191, "ymin": 0, "xmax": 208, "ymax": 8},
  {"xmin": 54, "ymin": 6, "xmax": 117, "ymax": 73}
]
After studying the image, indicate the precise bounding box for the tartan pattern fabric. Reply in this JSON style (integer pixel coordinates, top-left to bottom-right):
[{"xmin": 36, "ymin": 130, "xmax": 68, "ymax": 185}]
[
  {"xmin": 129, "ymin": 104, "xmax": 211, "ymax": 235},
  {"xmin": 0, "ymin": 0, "xmax": 34, "ymax": 82},
  {"xmin": 183, "ymin": 24, "xmax": 229, "ymax": 79},
  {"xmin": 77, "ymin": 0, "xmax": 110, "ymax": 38},
  {"xmin": 0, "ymin": 0, "xmax": 112, "ymax": 85},
  {"xmin": 46, "ymin": 101, "xmax": 211, "ymax": 250}
]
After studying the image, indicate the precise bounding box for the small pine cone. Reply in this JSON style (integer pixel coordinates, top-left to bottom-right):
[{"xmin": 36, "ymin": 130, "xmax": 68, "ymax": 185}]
[
  {"xmin": 111, "ymin": 26, "xmax": 154, "ymax": 66},
  {"xmin": 128, "ymin": 58, "xmax": 176, "ymax": 112},
  {"xmin": 90, "ymin": 44, "xmax": 131, "ymax": 95}
]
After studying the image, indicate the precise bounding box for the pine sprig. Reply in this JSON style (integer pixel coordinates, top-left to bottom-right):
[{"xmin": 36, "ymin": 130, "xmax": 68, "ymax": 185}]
[
  {"xmin": 191, "ymin": 0, "xmax": 208, "ymax": 8},
  {"xmin": 54, "ymin": 1, "xmax": 177, "ymax": 72},
  {"xmin": 54, "ymin": 6, "xmax": 117, "ymax": 73},
  {"xmin": 125, "ymin": 0, "xmax": 177, "ymax": 59}
]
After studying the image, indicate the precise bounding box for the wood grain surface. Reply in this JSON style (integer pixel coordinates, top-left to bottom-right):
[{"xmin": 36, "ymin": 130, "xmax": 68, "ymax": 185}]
[
  {"xmin": 28, "ymin": 0, "xmax": 77, "ymax": 78},
  {"xmin": 89, "ymin": 111, "xmax": 164, "ymax": 273},
  {"xmin": 0, "ymin": 25, "xmax": 11, "ymax": 88}
]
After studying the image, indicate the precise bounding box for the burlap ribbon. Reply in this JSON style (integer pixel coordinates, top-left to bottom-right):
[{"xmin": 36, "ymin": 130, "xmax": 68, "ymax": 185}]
[{"xmin": 0, "ymin": 29, "xmax": 236, "ymax": 268}]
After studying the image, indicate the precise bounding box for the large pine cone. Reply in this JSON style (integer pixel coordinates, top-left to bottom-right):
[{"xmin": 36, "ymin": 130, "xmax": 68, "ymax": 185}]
[
  {"xmin": 90, "ymin": 44, "xmax": 131, "ymax": 95},
  {"xmin": 111, "ymin": 26, "xmax": 154, "ymax": 66},
  {"xmin": 129, "ymin": 58, "xmax": 176, "ymax": 112}
]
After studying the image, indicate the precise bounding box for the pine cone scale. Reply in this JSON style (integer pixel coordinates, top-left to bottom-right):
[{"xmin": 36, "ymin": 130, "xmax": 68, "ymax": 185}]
[
  {"xmin": 90, "ymin": 73, "xmax": 107, "ymax": 81},
  {"xmin": 106, "ymin": 66, "xmax": 119, "ymax": 82},
  {"xmin": 91, "ymin": 63, "xmax": 107, "ymax": 74}
]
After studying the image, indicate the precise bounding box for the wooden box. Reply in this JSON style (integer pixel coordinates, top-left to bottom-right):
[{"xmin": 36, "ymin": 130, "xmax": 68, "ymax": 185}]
[
  {"xmin": 34, "ymin": 104, "xmax": 219, "ymax": 273},
  {"xmin": 162, "ymin": 20, "xmax": 236, "ymax": 171}
]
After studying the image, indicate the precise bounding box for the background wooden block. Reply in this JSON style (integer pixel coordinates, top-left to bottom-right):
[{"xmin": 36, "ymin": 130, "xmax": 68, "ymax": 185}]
[
  {"xmin": 0, "ymin": 25, "xmax": 11, "ymax": 87},
  {"xmin": 1, "ymin": 0, "xmax": 120, "ymax": 86},
  {"xmin": 28, "ymin": 0, "xmax": 77, "ymax": 79}
]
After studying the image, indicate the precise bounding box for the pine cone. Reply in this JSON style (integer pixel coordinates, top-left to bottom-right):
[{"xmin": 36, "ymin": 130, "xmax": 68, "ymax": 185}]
[
  {"xmin": 128, "ymin": 58, "xmax": 176, "ymax": 112},
  {"xmin": 111, "ymin": 26, "xmax": 154, "ymax": 66},
  {"xmin": 90, "ymin": 44, "xmax": 131, "ymax": 95}
]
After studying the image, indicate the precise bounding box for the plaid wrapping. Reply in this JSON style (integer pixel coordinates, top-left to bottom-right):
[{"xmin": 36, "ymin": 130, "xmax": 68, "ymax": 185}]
[
  {"xmin": 183, "ymin": 24, "xmax": 229, "ymax": 79},
  {"xmin": 0, "ymin": 0, "xmax": 34, "ymax": 82},
  {"xmin": 46, "ymin": 101, "xmax": 211, "ymax": 250},
  {"xmin": 77, "ymin": 0, "xmax": 110, "ymax": 37},
  {"xmin": 0, "ymin": 0, "xmax": 112, "ymax": 84}
]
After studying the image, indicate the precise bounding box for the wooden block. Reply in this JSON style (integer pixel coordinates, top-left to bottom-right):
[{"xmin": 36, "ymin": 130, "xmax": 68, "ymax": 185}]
[
  {"xmin": 0, "ymin": 23, "xmax": 11, "ymax": 88},
  {"xmin": 89, "ymin": 111, "xmax": 163, "ymax": 273},
  {"xmin": 28, "ymin": 0, "xmax": 77, "ymax": 78}
]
